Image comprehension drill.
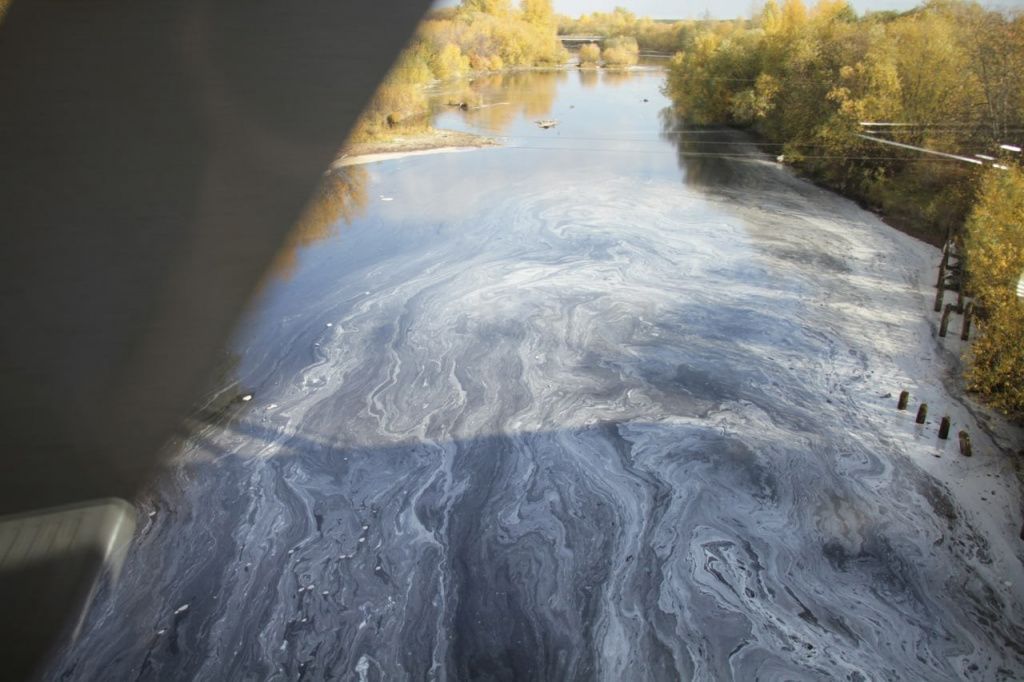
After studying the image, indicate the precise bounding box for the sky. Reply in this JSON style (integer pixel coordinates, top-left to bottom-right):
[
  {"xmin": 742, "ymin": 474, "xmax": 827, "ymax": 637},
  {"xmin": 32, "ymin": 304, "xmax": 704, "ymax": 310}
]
[{"xmin": 437, "ymin": 0, "xmax": 1024, "ymax": 20}]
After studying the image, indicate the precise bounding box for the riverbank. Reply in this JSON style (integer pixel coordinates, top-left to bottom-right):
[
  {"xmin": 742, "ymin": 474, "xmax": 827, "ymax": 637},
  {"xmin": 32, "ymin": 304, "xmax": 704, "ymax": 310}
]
[
  {"xmin": 332, "ymin": 128, "xmax": 499, "ymax": 168},
  {"xmin": 779, "ymin": 155, "xmax": 950, "ymax": 248}
]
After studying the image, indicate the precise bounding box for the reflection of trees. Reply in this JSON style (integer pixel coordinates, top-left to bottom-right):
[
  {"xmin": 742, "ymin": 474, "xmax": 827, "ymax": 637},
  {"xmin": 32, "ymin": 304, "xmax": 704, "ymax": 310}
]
[
  {"xmin": 577, "ymin": 68, "xmax": 599, "ymax": 89},
  {"xmin": 460, "ymin": 74, "xmax": 520, "ymax": 131},
  {"xmin": 455, "ymin": 70, "xmax": 565, "ymax": 133},
  {"xmin": 660, "ymin": 107, "xmax": 741, "ymax": 189},
  {"xmin": 269, "ymin": 166, "xmax": 369, "ymax": 280},
  {"xmin": 600, "ymin": 69, "xmax": 634, "ymax": 87}
]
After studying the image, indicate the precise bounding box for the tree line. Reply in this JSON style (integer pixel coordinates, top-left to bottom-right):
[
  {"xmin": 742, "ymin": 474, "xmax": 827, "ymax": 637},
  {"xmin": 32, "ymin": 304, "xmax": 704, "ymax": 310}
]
[
  {"xmin": 578, "ymin": 37, "xmax": 640, "ymax": 68},
  {"xmin": 557, "ymin": 7, "xmax": 708, "ymax": 55},
  {"xmin": 664, "ymin": 0, "xmax": 1024, "ymax": 414}
]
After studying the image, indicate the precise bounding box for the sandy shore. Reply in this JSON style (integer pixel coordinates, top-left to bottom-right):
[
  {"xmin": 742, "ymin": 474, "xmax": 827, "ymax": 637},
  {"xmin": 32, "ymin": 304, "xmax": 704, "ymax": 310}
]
[{"xmin": 331, "ymin": 128, "xmax": 499, "ymax": 168}]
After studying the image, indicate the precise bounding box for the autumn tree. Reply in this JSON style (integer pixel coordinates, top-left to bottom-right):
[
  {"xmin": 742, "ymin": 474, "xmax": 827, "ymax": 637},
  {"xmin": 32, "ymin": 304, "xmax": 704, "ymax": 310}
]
[
  {"xmin": 964, "ymin": 164, "xmax": 1024, "ymax": 413},
  {"xmin": 522, "ymin": 0, "xmax": 554, "ymax": 28},
  {"xmin": 579, "ymin": 43, "xmax": 601, "ymax": 65},
  {"xmin": 463, "ymin": 0, "xmax": 511, "ymax": 16},
  {"xmin": 602, "ymin": 35, "xmax": 639, "ymax": 67}
]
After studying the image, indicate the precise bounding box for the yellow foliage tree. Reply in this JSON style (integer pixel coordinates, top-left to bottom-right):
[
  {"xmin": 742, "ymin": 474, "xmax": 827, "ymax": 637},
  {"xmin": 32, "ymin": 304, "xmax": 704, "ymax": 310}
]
[
  {"xmin": 522, "ymin": 0, "xmax": 554, "ymax": 27},
  {"xmin": 602, "ymin": 36, "xmax": 639, "ymax": 67},
  {"xmin": 432, "ymin": 43, "xmax": 471, "ymax": 80},
  {"xmin": 964, "ymin": 164, "xmax": 1024, "ymax": 414},
  {"xmin": 579, "ymin": 43, "xmax": 601, "ymax": 65}
]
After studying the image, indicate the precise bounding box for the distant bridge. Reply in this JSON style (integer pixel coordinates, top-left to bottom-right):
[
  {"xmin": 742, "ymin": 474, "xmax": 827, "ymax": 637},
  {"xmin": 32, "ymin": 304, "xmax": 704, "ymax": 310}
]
[{"xmin": 559, "ymin": 35, "xmax": 604, "ymax": 46}]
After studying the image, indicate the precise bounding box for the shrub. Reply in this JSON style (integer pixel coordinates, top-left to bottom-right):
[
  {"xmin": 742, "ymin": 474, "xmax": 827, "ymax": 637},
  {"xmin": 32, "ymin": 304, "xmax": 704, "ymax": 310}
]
[
  {"xmin": 601, "ymin": 36, "xmax": 639, "ymax": 67},
  {"xmin": 601, "ymin": 46, "xmax": 639, "ymax": 67},
  {"xmin": 349, "ymin": 82, "xmax": 427, "ymax": 141},
  {"xmin": 579, "ymin": 43, "xmax": 601, "ymax": 65}
]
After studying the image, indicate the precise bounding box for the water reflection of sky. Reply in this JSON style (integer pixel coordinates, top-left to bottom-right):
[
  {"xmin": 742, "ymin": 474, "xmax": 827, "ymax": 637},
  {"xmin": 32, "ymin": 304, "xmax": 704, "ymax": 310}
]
[
  {"xmin": 432, "ymin": 64, "xmax": 671, "ymax": 145},
  {"xmin": 237, "ymin": 62, "xmax": 728, "ymax": 383},
  {"xmin": 264, "ymin": 65, "xmax": 681, "ymax": 276}
]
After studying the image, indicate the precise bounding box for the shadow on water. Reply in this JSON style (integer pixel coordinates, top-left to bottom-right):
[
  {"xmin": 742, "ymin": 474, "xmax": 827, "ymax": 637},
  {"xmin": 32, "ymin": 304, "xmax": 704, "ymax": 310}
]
[
  {"xmin": 659, "ymin": 107, "xmax": 866, "ymax": 272},
  {"xmin": 48, "ymin": 290, "xmax": 1022, "ymax": 680},
  {"xmin": 51, "ymin": 382, "xmax": 1017, "ymax": 681},
  {"xmin": 659, "ymin": 107, "xmax": 751, "ymax": 190}
]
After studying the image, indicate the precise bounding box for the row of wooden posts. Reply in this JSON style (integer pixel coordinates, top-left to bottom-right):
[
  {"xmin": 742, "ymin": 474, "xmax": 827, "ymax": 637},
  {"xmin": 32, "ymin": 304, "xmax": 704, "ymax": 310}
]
[
  {"xmin": 897, "ymin": 390, "xmax": 972, "ymax": 456},
  {"xmin": 933, "ymin": 239, "xmax": 974, "ymax": 340},
  {"xmin": 919, "ymin": 240, "xmax": 976, "ymax": 456}
]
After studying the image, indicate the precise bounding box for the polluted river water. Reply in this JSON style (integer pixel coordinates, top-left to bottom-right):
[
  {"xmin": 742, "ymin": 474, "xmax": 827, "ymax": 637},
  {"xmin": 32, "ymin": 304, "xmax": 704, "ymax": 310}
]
[{"xmin": 50, "ymin": 64, "xmax": 1024, "ymax": 681}]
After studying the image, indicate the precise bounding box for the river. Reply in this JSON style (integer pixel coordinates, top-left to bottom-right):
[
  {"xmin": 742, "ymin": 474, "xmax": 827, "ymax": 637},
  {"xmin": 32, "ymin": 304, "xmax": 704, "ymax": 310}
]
[{"xmin": 50, "ymin": 65, "xmax": 1024, "ymax": 681}]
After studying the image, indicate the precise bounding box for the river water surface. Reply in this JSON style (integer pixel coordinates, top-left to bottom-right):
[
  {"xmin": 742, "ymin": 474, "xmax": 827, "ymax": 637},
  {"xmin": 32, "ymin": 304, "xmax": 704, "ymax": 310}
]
[{"xmin": 52, "ymin": 65, "xmax": 1024, "ymax": 681}]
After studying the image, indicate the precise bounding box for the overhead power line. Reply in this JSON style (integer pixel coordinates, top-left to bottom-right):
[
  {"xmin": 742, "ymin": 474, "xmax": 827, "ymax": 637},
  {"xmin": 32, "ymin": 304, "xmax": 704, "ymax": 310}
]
[
  {"xmin": 856, "ymin": 134, "xmax": 983, "ymax": 165},
  {"xmin": 506, "ymin": 144, "xmax": 978, "ymax": 161}
]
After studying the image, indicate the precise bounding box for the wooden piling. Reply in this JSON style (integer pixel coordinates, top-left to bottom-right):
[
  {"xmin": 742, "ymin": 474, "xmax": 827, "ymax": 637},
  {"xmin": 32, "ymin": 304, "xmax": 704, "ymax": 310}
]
[
  {"xmin": 956, "ymin": 286, "xmax": 965, "ymax": 314},
  {"xmin": 897, "ymin": 390, "xmax": 909, "ymax": 410},
  {"xmin": 936, "ymin": 262, "xmax": 946, "ymax": 288},
  {"xmin": 938, "ymin": 416, "xmax": 950, "ymax": 439},
  {"xmin": 939, "ymin": 304, "xmax": 953, "ymax": 337},
  {"xmin": 958, "ymin": 430, "xmax": 972, "ymax": 457},
  {"xmin": 961, "ymin": 302, "xmax": 974, "ymax": 341},
  {"xmin": 916, "ymin": 403, "xmax": 928, "ymax": 424},
  {"xmin": 933, "ymin": 286, "xmax": 944, "ymax": 313}
]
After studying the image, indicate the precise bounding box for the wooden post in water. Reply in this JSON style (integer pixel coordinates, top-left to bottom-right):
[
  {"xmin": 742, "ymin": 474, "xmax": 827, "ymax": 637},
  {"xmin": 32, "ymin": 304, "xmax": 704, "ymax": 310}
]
[
  {"xmin": 916, "ymin": 403, "xmax": 928, "ymax": 424},
  {"xmin": 961, "ymin": 302, "xmax": 974, "ymax": 341},
  {"xmin": 938, "ymin": 416, "xmax": 951, "ymax": 439},
  {"xmin": 958, "ymin": 430, "xmax": 972, "ymax": 457},
  {"xmin": 939, "ymin": 304, "xmax": 953, "ymax": 337},
  {"xmin": 936, "ymin": 262, "xmax": 946, "ymax": 288},
  {"xmin": 897, "ymin": 390, "xmax": 909, "ymax": 410},
  {"xmin": 934, "ymin": 286, "xmax": 944, "ymax": 312},
  {"xmin": 956, "ymin": 283, "xmax": 965, "ymax": 314}
]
